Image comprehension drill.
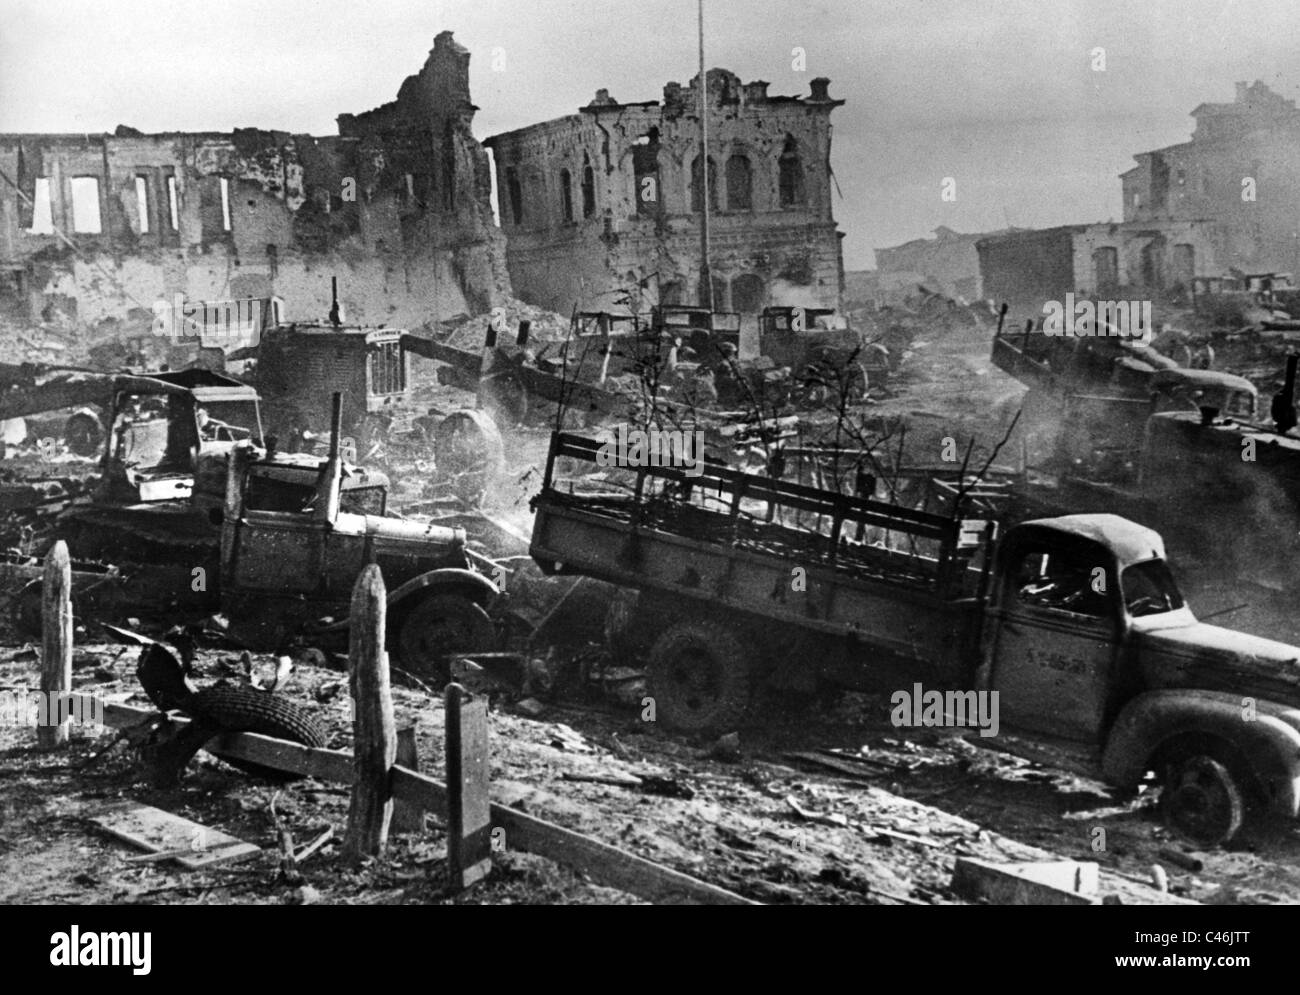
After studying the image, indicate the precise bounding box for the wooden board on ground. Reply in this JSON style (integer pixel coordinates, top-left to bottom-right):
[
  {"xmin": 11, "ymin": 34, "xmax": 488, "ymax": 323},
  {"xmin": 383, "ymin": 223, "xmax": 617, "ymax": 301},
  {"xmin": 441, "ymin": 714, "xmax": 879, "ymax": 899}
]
[{"xmin": 89, "ymin": 800, "xmax": 259, "ymax": 870}]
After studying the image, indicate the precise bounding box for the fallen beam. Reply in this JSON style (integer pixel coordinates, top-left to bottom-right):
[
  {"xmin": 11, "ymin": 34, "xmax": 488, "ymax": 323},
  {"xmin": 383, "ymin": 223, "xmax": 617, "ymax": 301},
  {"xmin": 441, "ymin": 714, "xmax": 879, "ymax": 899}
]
[
  {"xmin": 92, "ymin": 697, "xmax": 755, "ymax": 905},
  {"xmin": 389, "ymin": 766, "xmax": 755, "ymax": 906}
]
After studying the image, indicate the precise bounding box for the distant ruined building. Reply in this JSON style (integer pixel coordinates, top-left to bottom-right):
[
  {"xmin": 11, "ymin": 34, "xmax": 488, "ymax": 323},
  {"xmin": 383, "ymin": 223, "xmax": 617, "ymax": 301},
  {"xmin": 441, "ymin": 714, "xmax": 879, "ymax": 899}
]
[
  {"xmin": 978, "ymin": 80, "xmax": 1300, "ymax": 315},
  {"xmin": 484, "ymin": 68, "xmax": 845, "ymax": 317},
  {"xmin": 0, "ymin": 31, "xmax": 510, "ymax": 353}
]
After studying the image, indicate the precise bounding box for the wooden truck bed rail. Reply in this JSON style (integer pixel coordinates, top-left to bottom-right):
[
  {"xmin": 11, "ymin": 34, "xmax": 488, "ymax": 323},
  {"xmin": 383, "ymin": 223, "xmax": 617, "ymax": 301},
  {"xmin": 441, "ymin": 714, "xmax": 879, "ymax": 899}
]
[{"xmin": 537, "ymin": 433, "xmax": 993, "ymax": 600}]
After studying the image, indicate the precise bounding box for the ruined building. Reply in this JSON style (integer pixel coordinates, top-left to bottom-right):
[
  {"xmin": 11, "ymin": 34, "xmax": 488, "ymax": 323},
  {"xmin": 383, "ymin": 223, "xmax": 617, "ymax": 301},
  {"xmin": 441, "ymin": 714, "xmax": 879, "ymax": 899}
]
[
  {"xmin": 978, "ymin": 80, "xmax": 1300, "ymax": 315},
  {"xmin": 0, "ymin": 31, "xmax": 509, "ymax": 356},
  {"xmin": 1121, "ymin": 80, "xmax": 1300, "ymax": 278},
  {"xmin": 484, "ymin": 69, "xmax": 845, "ymax": 317}
]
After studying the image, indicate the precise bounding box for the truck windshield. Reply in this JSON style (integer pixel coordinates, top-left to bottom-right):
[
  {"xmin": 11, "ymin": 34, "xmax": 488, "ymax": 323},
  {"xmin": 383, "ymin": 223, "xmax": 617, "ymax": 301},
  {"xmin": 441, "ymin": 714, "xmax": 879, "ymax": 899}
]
[{"xmin": 1121, "ymin": 559, "xmax": 1184, "ymax": 617}]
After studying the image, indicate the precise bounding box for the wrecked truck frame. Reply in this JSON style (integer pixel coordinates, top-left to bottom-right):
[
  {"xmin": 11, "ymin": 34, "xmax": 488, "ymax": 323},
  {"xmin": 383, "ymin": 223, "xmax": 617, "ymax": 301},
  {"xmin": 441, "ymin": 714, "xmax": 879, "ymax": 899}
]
[{"xmin": 529, "ymin": 431, "xmax": 1300, "ymax": 845}]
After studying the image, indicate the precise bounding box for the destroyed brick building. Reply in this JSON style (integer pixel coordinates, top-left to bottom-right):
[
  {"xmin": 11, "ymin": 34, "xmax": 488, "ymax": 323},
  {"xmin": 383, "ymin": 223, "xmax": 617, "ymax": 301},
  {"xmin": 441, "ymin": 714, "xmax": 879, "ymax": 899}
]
[
  {"xmin": 977, "ymin": 80, "xmax": 1300, "ymax": 315},
  {"xmin": 0, "ymin": 31, "xmax": 509, "ymax": 355},
  {"xmin": 1122, "ymin": 80, "xmax": 1300, "ymax": 277},
  {"xmin": 483, "ymin": 69, "xmax": 845, "ymax": 317}
]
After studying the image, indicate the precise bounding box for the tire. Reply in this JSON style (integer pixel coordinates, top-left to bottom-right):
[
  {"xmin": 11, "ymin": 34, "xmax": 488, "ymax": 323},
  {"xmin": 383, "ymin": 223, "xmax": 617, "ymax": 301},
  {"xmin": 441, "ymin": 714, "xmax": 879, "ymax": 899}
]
[
  {"xmin": 646, "ymin": 619, "xmax": 753, "ymax": 733},
  {"xmin": 1160, "ymin": 754, "xmax": 1245, "ymax": 846},
  {"xmin": 394, "ymin": 593, "xmax": 497, "ymax": 686},
  {"xmin": 191, "ymin": 683, "xmax": 327, "ymax": 781}
]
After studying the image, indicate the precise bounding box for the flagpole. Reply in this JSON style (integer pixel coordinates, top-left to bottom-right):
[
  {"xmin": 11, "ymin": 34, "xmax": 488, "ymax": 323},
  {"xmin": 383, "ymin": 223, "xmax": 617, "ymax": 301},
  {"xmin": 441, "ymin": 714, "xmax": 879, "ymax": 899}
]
[{"xmin": 698, "ymin": 0, "xmax": 713, "ymax": 310}]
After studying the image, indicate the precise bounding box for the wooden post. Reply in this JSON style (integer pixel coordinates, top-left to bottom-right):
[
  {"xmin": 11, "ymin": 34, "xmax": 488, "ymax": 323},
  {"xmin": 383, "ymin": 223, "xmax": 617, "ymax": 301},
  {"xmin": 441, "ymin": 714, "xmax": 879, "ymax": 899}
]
[
  {"xmin": 38, "ymin": 540, "xmax": 73, "ymax": 749},
  {"xmin": 390, "ymin": 726, "xmax": 424, "ymax": 833},
  {"xmin": 343, "ymin": 564, "xmax": 396, "ymax": 862},
  {"xmin": 445, "ymin": 682, "xmax": 491, "ymax": 889}
]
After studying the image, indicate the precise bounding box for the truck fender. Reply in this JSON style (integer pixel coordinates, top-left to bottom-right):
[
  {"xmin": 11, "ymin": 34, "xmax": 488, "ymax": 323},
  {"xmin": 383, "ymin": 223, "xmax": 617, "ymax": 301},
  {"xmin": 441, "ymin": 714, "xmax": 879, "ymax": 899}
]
[
  {"xmin": 387, "ymin": 567, "xmax": 500, "ymax": 612},
  {"xmin": 1102, "ymin": 688, "xmax": 1300, "ymax": 819}
]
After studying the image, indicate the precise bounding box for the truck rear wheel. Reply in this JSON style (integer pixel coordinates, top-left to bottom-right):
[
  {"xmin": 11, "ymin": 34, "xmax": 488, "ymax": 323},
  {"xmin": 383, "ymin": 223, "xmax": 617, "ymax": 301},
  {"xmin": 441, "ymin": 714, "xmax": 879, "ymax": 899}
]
[
  {"xmin": 394, "ymin": 593, "xmax": 496, "ymax": 686},
  {"xmin": 646, "ymin": 620, "xmax": 753, "ymax": 733},
  {"xmin": 1160, "ymin": 754, "xmax": 1245, "ymax": 846}
]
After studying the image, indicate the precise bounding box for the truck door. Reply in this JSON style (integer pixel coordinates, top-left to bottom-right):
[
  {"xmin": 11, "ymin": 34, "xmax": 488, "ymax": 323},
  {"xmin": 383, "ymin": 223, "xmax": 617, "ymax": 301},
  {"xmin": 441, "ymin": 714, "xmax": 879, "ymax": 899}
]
[
  {"xmin": 227, "ymin": 508, "xmax": 327, "ymax": 593},
  {"xmin": 982, "ymin": 542, "xmax": 1120, "ymax": 741}
]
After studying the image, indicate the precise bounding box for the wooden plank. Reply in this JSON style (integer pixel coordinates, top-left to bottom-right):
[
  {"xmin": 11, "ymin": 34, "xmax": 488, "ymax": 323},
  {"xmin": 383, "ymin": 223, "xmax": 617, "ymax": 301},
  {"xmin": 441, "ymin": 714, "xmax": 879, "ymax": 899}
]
[
  {"xmin": 39, "ymin": 541, "xmax": 72, "ymax": 749},
  {"xmin": 389, "ymin": 765, "xmax": 754, "ymax": 904},
  {"xmin": 344, "ymin": 564, "xmax": 396, "ymax": 862},
  {"xmin": 784, "ymin": 751, "xmax": 884, "ymax": 780},
  {"xmin": 89, "ymin": 799, "xmax": 259, "ymax": 870},
  {"xmin": 952, "ymin": 857, "xmax": 1097, "ymax": 906},
  {"xmin": 390, "ymin": 727, "xmax": 424, "ymax": 833},
  {"xmin": 100, "ymin": 699, "xmax": 355, "ymax": 781},
  {"xmin": 445, "ymin": 684, "xmax": 492, "ymax": 889},
  {"xmin": 92, "ymin": 699, "xmax": 754, "ymax": 905},
  {"xmin": 489, "ymin": 800, "xmax": 757, "ymax": 905}
]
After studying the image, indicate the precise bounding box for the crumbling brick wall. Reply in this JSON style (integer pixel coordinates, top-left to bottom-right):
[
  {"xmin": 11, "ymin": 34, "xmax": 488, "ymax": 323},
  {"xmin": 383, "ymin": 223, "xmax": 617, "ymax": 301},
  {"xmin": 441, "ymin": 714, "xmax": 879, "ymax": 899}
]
[
  {"xmin": 485, "ymin": 69, "xmax": 844, "ymax": 317},
  {"xmin": 0, "ymin": 30, "xmax": 510, "ymax": 357}
]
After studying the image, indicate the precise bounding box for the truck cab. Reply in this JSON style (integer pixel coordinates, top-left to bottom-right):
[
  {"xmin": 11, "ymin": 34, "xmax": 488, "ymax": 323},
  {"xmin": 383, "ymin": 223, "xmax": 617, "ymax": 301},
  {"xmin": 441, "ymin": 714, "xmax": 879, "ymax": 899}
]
[
  {"xmin": 650, "ymin": 305, "xmax": 742, "ymax": 361},
  {"xmin": 218, "ymin": 400, "xmax": 499, "ymax": 674},
  {"xmin": 99, "ymin": 369, "xmax": 262, "ymax": 504},
  {"xmin": 980, "ymin": 513, "xmax": 1300, "ymax": 843}
]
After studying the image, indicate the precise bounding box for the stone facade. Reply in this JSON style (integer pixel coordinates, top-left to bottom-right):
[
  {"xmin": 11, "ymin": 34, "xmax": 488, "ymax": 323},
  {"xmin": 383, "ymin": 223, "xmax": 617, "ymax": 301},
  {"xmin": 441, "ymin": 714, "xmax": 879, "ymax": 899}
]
[
  {"xmin": 0, "ymin": 31, "xmax": 509, "ymax": 355},
  {"xmin": 976, "ymin": 80, "xmax": 1300, "ymax": 320},
  {"xmin": 977, "ymin": 219, "xmax": 1220, "ymax": 318},
  {"xmin": 1121, "ymin": 80, "xmax": 1300, "ymax": 280},
  {"xmin": 484, "ymin": 69, "xmax": 845, "ymax": 318}
]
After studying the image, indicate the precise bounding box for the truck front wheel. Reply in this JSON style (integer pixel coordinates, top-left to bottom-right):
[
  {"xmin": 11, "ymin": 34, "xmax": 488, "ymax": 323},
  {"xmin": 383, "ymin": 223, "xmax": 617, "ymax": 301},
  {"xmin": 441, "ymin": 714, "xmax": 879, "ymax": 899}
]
[
  {"xmin": 394, "ymin": 593, "xmax": 496, "ymax": 686},
  {"xmin": 1160, "ymin": 754, "xmax": 1245, "ymax": 846},
  {"xmin": 646, "ymin": 620, "xmax": 753, "ymax": 733}
]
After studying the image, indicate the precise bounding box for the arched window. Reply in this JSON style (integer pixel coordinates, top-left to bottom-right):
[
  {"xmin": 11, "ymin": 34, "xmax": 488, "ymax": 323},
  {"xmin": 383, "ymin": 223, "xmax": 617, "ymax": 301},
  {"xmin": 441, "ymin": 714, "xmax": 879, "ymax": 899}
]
[
  {"xmin": 633, "ymin": 128, "xmax": 660, "ymax": 216},
  {"xmin": 691, "ymin": 155, "xmax": 718, "ymax": 213},
  {"xmin": 725, "ymin": 154, "xmax": 752, "ymax": 210},
  {"xmin": 778, "ymin": 137, "xmax": 805, "ymax": 207},
  {"xmin": 581, "ymin": 155, "xmax": 596, "ymax": 218},
  {"xmin": 559, "ymin": 168, "xmax": 574, "ymax": 223}
]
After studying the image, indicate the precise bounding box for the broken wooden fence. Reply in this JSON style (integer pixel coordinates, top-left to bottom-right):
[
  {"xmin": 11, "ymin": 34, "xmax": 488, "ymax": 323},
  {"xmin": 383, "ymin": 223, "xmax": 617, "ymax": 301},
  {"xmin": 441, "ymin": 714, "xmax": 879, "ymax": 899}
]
[{"xmin": 37, "ymin": 547, "xmax": 752, "ymax": 905}]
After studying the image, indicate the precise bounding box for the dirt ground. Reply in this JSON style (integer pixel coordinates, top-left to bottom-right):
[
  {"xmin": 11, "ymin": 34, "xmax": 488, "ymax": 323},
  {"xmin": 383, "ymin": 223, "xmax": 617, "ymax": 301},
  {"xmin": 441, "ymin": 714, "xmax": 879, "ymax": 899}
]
[{"xmin": 2, "ymin": 632, "xmax": 1297, "ymax": 906}]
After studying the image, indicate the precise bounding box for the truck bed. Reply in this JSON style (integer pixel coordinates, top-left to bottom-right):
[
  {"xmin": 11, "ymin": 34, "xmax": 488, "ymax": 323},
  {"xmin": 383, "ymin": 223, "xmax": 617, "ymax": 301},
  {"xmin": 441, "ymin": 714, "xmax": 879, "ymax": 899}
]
[{"xmin": 530, "ymin": 434, "xmax": 994, "ymax": 672}]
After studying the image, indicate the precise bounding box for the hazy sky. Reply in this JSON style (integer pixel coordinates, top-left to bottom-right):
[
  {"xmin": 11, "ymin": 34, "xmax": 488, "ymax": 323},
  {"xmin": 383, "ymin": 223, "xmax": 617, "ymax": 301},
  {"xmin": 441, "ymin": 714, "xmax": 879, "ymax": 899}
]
[{"xmin": 3, "ymin": 0, "xmax": 1298, "ymax": 269}]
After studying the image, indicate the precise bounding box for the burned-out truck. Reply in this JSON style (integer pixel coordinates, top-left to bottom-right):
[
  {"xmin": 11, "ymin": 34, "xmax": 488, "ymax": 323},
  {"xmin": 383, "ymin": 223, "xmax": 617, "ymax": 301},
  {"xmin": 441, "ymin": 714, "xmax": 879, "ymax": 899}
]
[
  {"xmin": 529, "ymin": 433, "xmax": 1300, "ymax": 844},
  {"xmin": 11, "ymin": 396, "xmax": 499, "ymax": 675}
]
